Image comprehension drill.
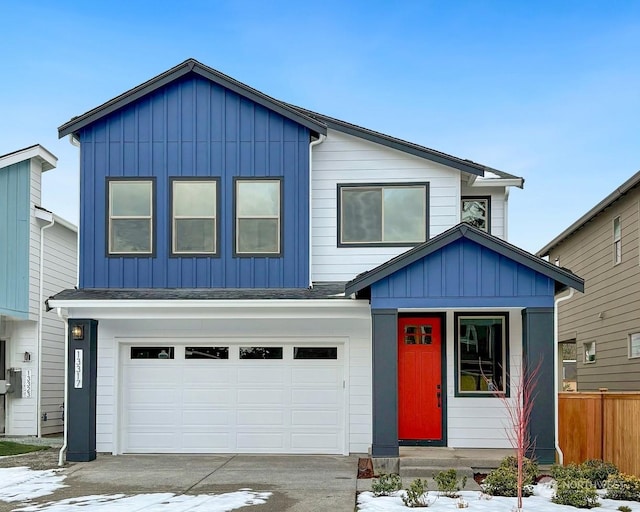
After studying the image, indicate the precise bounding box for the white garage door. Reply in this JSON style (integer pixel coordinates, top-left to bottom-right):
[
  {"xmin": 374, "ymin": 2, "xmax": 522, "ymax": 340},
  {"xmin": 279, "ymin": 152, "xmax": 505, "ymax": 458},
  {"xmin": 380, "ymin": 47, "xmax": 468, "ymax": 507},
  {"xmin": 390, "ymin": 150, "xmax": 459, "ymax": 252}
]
[{"xmin": 121, "ymin": 343, "xmax": 345, "ymax": 454}]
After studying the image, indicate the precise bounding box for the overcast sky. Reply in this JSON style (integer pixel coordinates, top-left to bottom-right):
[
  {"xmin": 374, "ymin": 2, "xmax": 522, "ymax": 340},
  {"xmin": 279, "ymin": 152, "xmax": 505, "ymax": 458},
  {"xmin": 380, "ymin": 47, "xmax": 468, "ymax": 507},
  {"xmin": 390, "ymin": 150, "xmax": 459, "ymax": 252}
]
[{"xmin": 2, "ymin": 1, "xmax": 640, "ymax": 254}]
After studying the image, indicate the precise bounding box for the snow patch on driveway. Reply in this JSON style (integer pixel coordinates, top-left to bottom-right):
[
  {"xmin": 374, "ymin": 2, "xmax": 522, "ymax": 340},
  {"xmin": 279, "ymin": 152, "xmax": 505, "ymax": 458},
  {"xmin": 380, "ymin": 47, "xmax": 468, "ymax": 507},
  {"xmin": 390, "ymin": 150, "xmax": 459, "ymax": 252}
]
[{"xmin": 0, "ymin": 467, "xmax": 66, "ymax": 503}]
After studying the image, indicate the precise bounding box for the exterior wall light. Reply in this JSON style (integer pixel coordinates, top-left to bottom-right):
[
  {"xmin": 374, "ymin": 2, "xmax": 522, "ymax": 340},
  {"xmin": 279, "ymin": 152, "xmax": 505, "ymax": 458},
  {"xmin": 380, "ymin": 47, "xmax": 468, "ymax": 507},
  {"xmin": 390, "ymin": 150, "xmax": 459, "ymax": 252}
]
[{"xmin": 71, "ymin": 324, "xmax": 84, "ymax": 340}]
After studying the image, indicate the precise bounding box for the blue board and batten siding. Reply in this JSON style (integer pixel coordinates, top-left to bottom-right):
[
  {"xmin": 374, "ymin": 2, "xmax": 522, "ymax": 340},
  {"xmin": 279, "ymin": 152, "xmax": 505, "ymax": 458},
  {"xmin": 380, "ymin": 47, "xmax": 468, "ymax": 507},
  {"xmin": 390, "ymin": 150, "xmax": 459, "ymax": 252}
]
[
  {"xmin": 0, "ymin": 161, "xmax": 30, "ymax": 317},
  {"xmin": 78, "ymin": 75, "xmax": 310, "ymax": 288},
  {"xmin": 370, "ymin": 239, "xmax": 555, "ymax": 308}
]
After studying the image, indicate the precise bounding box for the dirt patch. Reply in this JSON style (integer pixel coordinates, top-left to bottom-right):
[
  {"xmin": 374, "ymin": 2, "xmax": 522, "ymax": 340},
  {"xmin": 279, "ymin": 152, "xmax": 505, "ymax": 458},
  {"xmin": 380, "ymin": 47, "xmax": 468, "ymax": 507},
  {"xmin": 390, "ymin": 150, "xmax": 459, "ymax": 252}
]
[
  {"xmin": 357, "ymin": 457, "xmax": 374, "ymax": 479},
  {"xmin": 0, "ymin": 447, "xmax": 73, "ymax": 471},
  {"xmin": 473, "ymin": 472, "xmax": 487, "ymax": 486}
]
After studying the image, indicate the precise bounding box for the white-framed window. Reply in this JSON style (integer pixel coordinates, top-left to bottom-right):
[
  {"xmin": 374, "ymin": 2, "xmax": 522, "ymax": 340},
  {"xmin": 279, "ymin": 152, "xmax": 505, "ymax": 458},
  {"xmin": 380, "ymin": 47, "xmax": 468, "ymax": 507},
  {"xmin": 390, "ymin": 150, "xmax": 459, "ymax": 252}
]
[
  {"xmin": 629, "ymin": 333, "xmax": 640, "ymax": 359},
  {"xmin": 108, "ymin": 179, "xmax": 154, "ymax": 255},
  {"xmin": 613, "ymin": 216, "xmax": 621, "ymax": 264},
  {"xmin": 584, "ymin": 341, "xmax": 596, "ymax": 364},
  {"xmin": 455, "ymin": 313, "xmax": 508, "ymax": 396},
  {"xmin": 171, "ymin": 179, "xmax": 218, "ymax": 255},
  {"xmin": 461, "ymin": 196, "xmax": 491, "ymax": 232},
  {"xmin": 234, "ymin": 178, "xmax": 281, "ymax": 256},
  {"xmin": 338, "ymin": 183, "xmax": 428, "ymax": 246}
]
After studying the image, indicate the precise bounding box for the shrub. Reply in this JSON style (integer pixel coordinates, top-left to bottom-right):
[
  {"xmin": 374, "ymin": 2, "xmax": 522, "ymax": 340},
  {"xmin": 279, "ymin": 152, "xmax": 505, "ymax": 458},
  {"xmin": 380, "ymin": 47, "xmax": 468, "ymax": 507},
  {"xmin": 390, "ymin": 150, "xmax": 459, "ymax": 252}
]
[
  {"xmin": 617, "ymin": 506, "xmax": 632, "ymax": 512},
  {"xmin": 605, "ymin": 473, "xmax": 640, "ymax": 501},
  {"xmin": 371, "ymin": 473, "xmax": 401, "ymax": 497},
  {"xmin": 402, "ymin": 478, "xmax": 432, "ymax": 508},
  {"xmin": 581, "ymin": 459, "xmax": 619, "ymax": 489},
  {"xmin": 551, "ymin": 462, "xmax": 584, "ymax": 481},
  {"xmin": 499, "ymin": 455, "xmax": 538, "ymax": 486},
  {"xmin": 482, "ymin": 465, "xmax": 533, "ymax": 498},
  {"xmin": 552, "ymin": 478, "xmax": 600, "ymax": 509},
  {"xmin": 433, "ymin": 469, "xmax": 467, "ymax": 498}
]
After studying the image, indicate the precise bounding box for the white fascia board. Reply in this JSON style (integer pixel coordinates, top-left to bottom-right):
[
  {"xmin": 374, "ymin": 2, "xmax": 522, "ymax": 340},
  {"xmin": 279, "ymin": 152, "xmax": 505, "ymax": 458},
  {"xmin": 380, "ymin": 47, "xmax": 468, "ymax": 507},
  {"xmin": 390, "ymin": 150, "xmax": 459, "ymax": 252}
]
[
  {"xmin": 52, "ymin": 214, "xmax": 78, "ymax": 233},
  {"xmin": 471, "ymin": 178, "xmax": 523, "ymax": 188},
  {"xmin": 49, "ymin": 299, "xmax": 372, "ymax": 321},
  {"xmin": 0, "ymin": 145, "xmax": 58, "ymax": 172}
]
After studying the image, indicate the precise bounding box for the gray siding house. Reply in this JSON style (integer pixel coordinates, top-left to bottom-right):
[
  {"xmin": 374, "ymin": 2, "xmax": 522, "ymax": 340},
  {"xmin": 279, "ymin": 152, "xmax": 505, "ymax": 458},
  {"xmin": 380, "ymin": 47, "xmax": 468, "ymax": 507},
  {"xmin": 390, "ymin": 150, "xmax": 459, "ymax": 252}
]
[{"xmin": 537, "ymin": 170, "xmax": 640, "ymax": 391}]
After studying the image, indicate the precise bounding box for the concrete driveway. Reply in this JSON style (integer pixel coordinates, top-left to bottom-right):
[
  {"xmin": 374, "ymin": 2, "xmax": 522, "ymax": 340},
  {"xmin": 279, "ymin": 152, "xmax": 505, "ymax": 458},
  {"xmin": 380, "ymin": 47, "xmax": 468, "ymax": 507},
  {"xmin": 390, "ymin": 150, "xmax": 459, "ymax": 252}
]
[{"xmin": 20, "ymin": 453, "xmax": 360, "ymax": 511}]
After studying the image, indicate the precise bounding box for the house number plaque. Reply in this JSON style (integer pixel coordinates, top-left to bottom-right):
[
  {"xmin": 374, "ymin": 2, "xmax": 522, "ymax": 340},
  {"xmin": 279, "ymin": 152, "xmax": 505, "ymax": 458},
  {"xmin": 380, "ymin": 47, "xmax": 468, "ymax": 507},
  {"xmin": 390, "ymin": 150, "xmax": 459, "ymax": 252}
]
[{"xmin": 74, "ymin": 349, "xmax": 83, "ymax": 389}]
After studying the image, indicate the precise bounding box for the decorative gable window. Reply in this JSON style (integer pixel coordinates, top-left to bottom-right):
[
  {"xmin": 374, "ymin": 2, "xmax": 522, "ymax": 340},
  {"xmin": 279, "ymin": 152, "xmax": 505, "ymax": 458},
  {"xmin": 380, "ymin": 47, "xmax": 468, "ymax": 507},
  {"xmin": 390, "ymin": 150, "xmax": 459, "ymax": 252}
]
[
  {"xmin": 461, "ymin": 196, "xmax": 490, "ymax": 232},
  {"xmin": 613, "ymin": 216, "xmax": 621, "ymax": 264},
  {"xmin": 107, "ymin": 179, "xmax": 154, "ymax": 255},
  {"xmin": 234, "ymin": 178, "xmax": 282, "ymax": 256},
  {"xmin": 171, "ymin": 178, "xmax": 218, "ymax": 256},
  {"xmin": 338, "ymin": 183, "xmax": 428, "ymax": 246}
]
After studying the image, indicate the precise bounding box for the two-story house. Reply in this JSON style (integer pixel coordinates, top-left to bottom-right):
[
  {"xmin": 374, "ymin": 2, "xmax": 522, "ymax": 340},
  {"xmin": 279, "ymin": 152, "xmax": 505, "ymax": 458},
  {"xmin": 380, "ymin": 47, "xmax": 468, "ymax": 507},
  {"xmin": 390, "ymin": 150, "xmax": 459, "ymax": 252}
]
[
  {"xmin": 1, "ymin": 145, "xmax": 77, "ymax": 437},
  {"xmin": 537, "ymin": 170, "xmax": 640, "ymax": 391},
  {"xmin": 48, "ymin": 59, "xmax": 583, "ymax": 464}
]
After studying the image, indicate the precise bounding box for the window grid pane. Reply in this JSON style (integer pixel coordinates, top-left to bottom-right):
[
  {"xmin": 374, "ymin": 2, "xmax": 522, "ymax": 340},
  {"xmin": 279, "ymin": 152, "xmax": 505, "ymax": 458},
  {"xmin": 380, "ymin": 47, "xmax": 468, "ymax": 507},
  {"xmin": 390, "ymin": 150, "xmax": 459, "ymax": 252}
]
[
  {"xmin": 340, "ymin": 185, "xmax": 426, "ymax": 244},
  {"xmin": 236, "ymin": 180, "xmax": 280, "ymax": 254}
]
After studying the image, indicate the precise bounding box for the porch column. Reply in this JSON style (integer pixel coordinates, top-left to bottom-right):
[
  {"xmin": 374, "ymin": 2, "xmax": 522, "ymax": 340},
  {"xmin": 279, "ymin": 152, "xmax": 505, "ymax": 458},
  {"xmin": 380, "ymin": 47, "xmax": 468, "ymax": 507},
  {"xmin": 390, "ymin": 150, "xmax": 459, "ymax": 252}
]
[
  {"xmin": 67, "ymin": 319, "xmax": 98, "ymax": 462},
  {"xmin": 371, "ymin": 309, "xmax": 398, "ymax": 457},
  {"xmin": 521, "ymin": 307, "xmax": 554, "ymax": 464}
]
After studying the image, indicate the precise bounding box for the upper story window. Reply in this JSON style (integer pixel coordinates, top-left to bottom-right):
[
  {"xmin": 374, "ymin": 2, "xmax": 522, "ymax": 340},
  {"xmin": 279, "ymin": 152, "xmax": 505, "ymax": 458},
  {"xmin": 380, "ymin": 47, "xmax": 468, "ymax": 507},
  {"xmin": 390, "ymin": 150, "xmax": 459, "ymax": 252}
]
[
  {"xmin": 338, "ymin": 183, "xmax": 428, "ymax": 246},
  {"xmin": 613, "ymin": 216, "xmax": 621, "ymax": 264},
  {"xmin": 461, "ymin": 196, "xmax": 490, "ymax": 232},
  {"xmin": 108, "ymin": 179, "xmax": 155, "ymax": 255},
  {"xmin": 234, "ymin": 178, "xmax": 282, "ymax": 256},
  {"xmin": 171, "ymin": 178, "xmax": 218, "ymax": 256}
]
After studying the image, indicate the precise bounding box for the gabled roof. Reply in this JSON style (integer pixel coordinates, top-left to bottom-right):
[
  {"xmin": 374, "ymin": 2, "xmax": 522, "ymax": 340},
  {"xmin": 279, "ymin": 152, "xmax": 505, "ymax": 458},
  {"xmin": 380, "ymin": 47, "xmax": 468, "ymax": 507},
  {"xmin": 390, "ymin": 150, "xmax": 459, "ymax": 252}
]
[
  {"xmin": 0, "ymin": 144, "xmax": 57, "ymax": 172},
  {"xmin": 288, "ymin": 105, "xmax": 523, "ymax": 184},
  {"xmin": 537, "ymin": 169, "xmax": 640, "ymax": 257},
  {"xmin": 58, "ymin": 59, "xmax": 327, "ymax": 138},
  {"xmin": 345, "ymin": 223, "xmax": 584, "ymax": 296}
]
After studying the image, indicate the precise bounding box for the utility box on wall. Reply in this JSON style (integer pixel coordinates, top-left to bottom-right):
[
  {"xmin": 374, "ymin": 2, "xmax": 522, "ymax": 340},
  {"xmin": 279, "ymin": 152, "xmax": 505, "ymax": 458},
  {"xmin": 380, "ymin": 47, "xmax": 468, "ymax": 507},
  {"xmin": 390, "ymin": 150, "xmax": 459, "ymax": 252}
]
[{"xmin": 7, "ymin": 368, "xmax": 22, "ymax": 398}]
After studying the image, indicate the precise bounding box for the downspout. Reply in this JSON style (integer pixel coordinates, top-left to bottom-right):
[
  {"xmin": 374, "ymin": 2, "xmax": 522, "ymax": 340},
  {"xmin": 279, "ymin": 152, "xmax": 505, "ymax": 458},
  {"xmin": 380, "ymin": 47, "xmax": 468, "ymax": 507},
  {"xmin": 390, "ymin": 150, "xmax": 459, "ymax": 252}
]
[
  {"xmin": 554, "ymin": 287, "xmax": 575, "ymax": 465},
  {"xmin": 308, "ymin": 133, "xmax": 326, "ymax": 287},
  {"xmin": 504, "ymin": 188, "xmax": 509, "ymax": 241},
  {"xmin": 37, "ymin": 215, "xmax": 55, "ymax": 437},
  {"xmin": 57, "ymin": 308, "xmax": 68, "ymax": 467},
  {"xmin": 69, "ymin": 134, "xmax": 81, "ymax": 287}
]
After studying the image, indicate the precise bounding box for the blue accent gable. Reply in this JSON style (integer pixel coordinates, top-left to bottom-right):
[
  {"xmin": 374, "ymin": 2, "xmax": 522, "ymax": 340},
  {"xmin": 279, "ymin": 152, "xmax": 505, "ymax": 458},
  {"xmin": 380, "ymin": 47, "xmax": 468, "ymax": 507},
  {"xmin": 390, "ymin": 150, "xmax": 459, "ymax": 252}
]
[
  {"xmin": 78, "ymin": 75, "xmax": 310, "ymax": 288},
  {"xmin": 0, "ymin": 160, "xmax": 30, "ymax": 318},
  {"xmin": 370, "ymin": 238, "xmax": 555, "ymax": 309}
]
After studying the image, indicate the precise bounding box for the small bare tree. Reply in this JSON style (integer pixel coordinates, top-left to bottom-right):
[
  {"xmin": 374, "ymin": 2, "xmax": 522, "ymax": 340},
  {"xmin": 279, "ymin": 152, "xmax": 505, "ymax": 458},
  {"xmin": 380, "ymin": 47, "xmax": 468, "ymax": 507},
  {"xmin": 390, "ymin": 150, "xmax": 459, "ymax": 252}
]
[{"xmin": 482, "ymin": 357, "xmax": 542, "ymax": 511}]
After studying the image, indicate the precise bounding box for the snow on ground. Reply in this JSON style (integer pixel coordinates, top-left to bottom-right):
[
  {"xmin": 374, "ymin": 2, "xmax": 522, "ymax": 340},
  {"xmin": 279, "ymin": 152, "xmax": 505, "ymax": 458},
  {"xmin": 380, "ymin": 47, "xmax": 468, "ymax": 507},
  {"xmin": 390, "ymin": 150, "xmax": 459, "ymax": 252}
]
[
  {"xmin": 358, "ymin": 484, "xmax": 640, "ymax": 511},
  {"xmin": 0, "ymin": 467, "xmax": 270, "ymax": 512},
  {"xmin": 14, "ymin": 491, "xmax": 272, "ymax": 511},
  {"xmin": 0, "ymin": 467, "xmax": 66, "ymax": 502}
]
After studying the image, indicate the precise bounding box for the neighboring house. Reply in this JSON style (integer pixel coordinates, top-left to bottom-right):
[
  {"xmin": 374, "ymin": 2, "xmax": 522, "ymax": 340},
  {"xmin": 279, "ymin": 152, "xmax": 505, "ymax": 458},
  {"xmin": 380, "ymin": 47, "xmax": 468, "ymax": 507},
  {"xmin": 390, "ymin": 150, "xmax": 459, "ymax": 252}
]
[
  {"xmin": 47, "ymin": 59, "xmax": 583, "ymax": 464},
  {"xmin": 537, "ymin": 170, "xmax": 640, "ymax": 391},
  {"xmin": 0, "ymin": 145, "xmax": 78, "ymax": 436}
]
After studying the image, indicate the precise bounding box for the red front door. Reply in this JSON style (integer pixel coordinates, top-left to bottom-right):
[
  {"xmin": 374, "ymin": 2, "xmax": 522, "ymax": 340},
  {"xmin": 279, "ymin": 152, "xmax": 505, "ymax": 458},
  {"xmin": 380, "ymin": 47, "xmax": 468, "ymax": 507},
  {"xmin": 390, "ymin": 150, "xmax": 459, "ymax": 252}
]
[{"xmin": 398, "ymin": 316, "xmax": 443, "ymax": 442}]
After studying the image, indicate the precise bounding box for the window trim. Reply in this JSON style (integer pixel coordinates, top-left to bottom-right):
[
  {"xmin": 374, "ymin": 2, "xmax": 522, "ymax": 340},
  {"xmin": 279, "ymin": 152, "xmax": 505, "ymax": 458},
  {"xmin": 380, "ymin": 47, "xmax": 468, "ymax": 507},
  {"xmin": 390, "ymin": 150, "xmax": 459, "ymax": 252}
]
[
  {"xmin": 454, "ymin": 312, "xmax": 509, "ymax": 398},
  {"xmin": 461, "ymin": 195, "xmax": 491, "ymax": 233},
  {"xmin": 629, "ymin": 333, "xmax": 640, "ymax": 359},
  {"xmin": 106, "ymin": 177, "xmax": 156, "ymax": 257},
  {"xmin": 336, "ymin": 182, "xmax": 430, "ymax": 247},
  {"xmin": 613, "ymin": 216, "xmax": 621, "ymax": 265},
  {"xmin": 169, "ymin": 177, "xmax": 220, "ymax": 257},
  {"xmin": 233, "ymin": 177, "xmax": 283, "ymax": 257}
]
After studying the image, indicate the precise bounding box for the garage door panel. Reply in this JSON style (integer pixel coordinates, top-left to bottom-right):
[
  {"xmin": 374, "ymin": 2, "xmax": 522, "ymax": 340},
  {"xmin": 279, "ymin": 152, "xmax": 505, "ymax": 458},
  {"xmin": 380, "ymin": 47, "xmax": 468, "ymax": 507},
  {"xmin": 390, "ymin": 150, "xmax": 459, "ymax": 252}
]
[
  {"xmin": 291, "ymin": 433, "xmax": 339, "ymax": 450},
  {"xmin": 292, "ymin": 388, "xmax": 340, "ymax": 405},
  {"xmin": 182, "ymin": 409, "xmax": 231, "ymax": 426},
  {"xmin": 182, "ymin": 433, "xmax": 231, "ymax": 450},
  {"xmin": 128, "ymin": 433, "xmax": 178, "ymax": 450},
  {"xmin": 129, "ymin": 366, "xmax": 181, "ymax": 382},
  {"xmin": 128, "ymin": 409, "xmax": 177, "ymax": 427},
  {"xmin": 292, "ymin": 367, "xmax": 341, "ymax": 384},
  {"xmin": 238, "ymin": 367, "xmax": 286, "ymax": 384},
  {"xmin": 128, "ymin": 387, "xmax": 181, "ymax": 405},
  {"xmin": 183, "ymin": 367, "xmax": 231, "ymax": 384},
  {"xmin": 291, "ymin": 409, "xmax": 339, "ymax": 426},
  {"xmin": 237, "ymin": 432, "xmax": 285, "ymax": 450},
  {"xmin": 237, "ymin": 388, "xmax": 284, "ymax": 405},
  {"xmin": 182, "ymin": 388, "xmax": 233, "ymax": 405},
  {"xmin": 237, "ymin": 409, "xmax": 284, "ymax": 426}
]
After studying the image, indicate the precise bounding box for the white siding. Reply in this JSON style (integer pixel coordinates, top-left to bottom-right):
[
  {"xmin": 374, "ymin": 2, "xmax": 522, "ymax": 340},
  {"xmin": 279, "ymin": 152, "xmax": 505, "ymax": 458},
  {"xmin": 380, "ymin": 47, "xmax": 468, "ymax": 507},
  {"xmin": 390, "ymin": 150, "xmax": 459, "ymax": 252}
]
[
  {"xmin": 40, "ymin": 223, "xmax": 77, "ymax": 435},
  {"xmin": 4, "ymin": 320, "xmax": 38, "ymax": 435},
  {"xmin": 91, "ymin": 310, "xmax": 372, "ymax": 454},
  {"xmin": 460, "ymin": 185, "xmax": 508, "ymax": 240},
  {"xmin": 311, "ymin": 129, "xmax": 462, "ymax": 282},
  {"xmin": 446, "ymin": 308, "xmax": 523, "ymax": 448}
]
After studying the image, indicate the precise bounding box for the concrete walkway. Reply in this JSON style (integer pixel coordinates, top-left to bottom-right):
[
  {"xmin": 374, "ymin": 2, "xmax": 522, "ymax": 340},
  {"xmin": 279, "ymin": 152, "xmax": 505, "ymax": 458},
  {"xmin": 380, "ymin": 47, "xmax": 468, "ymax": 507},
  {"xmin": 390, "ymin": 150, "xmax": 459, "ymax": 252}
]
[{"xmin": 47, "ymin": 454, "xmax": 360, "ymax": 512}]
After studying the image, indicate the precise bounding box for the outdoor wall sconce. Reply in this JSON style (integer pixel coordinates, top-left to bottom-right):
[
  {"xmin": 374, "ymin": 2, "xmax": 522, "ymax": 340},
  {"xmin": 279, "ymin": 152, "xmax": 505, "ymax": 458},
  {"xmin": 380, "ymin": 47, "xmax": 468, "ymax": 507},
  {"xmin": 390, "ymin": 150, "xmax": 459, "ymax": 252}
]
[
  {"xmin": 71, "ymin": 324, "xmax": 84, "ymax": 340},
  {"xmin": 23, "ymin": 351, "xmax": 31, "ymax": 362}
]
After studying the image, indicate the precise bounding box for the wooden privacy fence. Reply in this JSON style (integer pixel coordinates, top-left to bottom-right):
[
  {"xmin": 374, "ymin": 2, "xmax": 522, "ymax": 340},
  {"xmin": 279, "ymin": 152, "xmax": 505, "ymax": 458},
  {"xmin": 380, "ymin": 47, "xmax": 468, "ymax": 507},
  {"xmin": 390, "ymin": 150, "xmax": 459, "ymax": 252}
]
[{"xmin": 558, "ymin": 392, "xmax": 640, "ymax": 476}]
